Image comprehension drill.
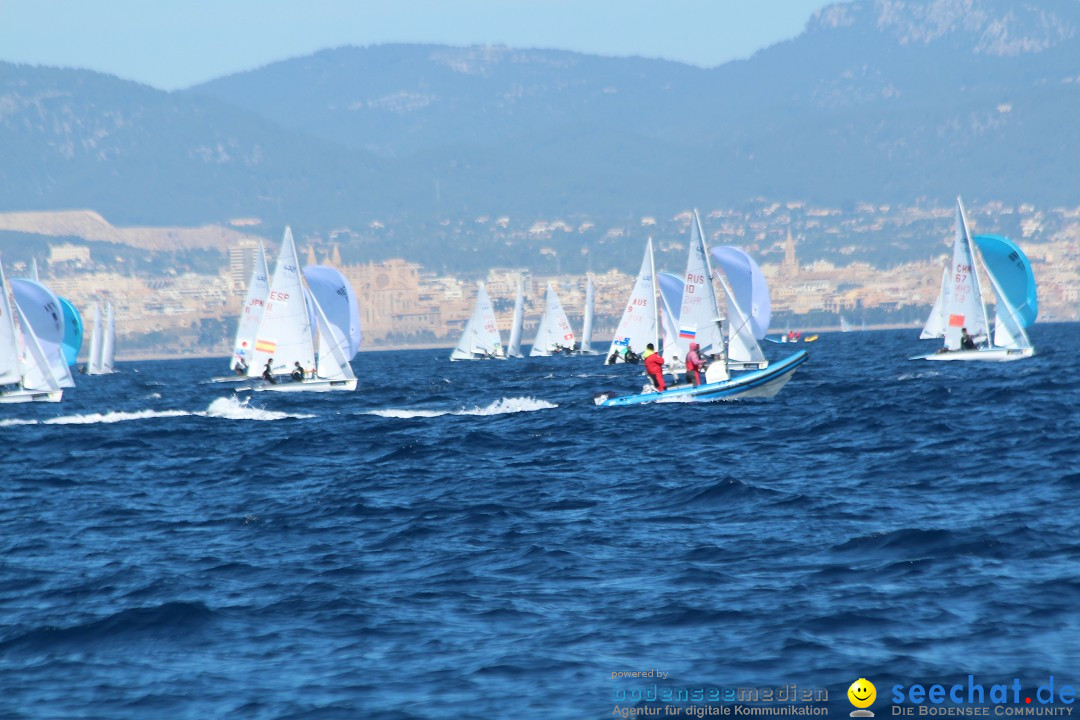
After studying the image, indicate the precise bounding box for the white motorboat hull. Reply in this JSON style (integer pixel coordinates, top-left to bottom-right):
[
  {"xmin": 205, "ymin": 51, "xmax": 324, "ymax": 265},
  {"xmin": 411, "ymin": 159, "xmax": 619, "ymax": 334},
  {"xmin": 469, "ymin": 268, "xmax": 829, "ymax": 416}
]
[{"xmin": 595, "ymin": 351, "xmax": 808, "ymax": 407}]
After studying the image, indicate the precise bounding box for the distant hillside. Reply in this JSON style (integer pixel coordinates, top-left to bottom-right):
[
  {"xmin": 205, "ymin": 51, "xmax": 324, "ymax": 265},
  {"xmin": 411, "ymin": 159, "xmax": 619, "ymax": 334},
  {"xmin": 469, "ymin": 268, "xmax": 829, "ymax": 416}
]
[
  {"xmin": 2, "ymin": 0, "xmax": 1079, "ymax": 272},
  {"xmin": 189, "ymin": 0, "xmax": 1080, "ymax": 212},
  {"xmin": 0, "ymin": 64, "xmax": 418, "ymax": 226}
]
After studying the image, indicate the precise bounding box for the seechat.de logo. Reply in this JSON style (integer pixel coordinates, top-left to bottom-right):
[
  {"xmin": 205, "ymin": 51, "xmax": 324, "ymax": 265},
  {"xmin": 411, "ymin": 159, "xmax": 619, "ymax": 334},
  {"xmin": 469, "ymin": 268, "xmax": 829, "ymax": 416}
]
[{"xmin": 849, "ymin": 678, "xmax": 877, "ymax": 717}]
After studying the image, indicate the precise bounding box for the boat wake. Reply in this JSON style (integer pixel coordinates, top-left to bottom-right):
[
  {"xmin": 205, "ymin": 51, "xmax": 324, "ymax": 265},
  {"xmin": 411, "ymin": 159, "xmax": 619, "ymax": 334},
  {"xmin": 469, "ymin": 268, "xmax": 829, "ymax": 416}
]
[{"xmin": 366, "ymin": 396, "xmax": 557, "ymax": 419}]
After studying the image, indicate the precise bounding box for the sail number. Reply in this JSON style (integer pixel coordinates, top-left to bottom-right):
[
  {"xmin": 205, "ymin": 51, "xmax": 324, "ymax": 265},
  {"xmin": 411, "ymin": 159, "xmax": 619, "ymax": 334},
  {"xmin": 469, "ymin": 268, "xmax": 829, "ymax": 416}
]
[{"xmin": 269, "ymin": 291, "xmax": 290, "ymax": 301}]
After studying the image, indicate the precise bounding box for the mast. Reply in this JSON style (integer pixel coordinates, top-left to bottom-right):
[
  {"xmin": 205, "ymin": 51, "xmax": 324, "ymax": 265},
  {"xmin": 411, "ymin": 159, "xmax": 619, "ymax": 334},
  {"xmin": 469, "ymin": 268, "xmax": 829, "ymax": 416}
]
[{"xmin": 648, "ymin": 237, "xmax": 659, "ymax": 350}]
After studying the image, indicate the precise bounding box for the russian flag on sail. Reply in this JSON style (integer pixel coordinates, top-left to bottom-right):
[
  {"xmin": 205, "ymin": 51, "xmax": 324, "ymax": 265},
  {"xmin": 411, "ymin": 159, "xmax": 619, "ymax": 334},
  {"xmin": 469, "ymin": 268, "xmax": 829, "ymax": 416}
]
[{"xmin": 678, "ymin": 326, "xmax": 696, "ymax": 339}]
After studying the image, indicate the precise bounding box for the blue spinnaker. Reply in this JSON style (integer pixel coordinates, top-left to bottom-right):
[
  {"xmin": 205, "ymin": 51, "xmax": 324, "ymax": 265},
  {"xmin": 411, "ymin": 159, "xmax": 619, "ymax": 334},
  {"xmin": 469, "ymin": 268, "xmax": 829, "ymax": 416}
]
[
  {"xmin": 973, "ymin": 234, "xmax": 1037, "ymax": 328},
  {"xmin": 59, "ymin": 297, "xmax": 83, "ymax": 366},
  {"xmin": 710, "ymin": 246, "xmax": 771, "ymax": 338}
]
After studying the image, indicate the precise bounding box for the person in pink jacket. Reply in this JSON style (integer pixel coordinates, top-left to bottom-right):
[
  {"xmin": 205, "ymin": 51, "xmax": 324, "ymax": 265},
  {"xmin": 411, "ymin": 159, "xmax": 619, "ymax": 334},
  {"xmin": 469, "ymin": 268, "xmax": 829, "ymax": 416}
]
[{"xmin": 685, "ymin": 342, "xmax": 704, "ymax": 386}]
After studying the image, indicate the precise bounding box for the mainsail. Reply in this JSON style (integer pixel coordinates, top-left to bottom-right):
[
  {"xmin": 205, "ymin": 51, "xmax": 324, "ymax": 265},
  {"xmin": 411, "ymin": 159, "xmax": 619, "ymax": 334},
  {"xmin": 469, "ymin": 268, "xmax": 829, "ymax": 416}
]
[
  {"xmin": 529, "ymin": 283, "xmax": 575, "ymax": 356},
  {"xmin": 451, "ymin": 281, "xmax": 505, "ymax": 360},
  {"xmin": 247, "ymin": 227, "xmax": 316, "ymax": 376},
  {"xmin": 605, "ymin": 239, "xmax": 658, "ymax": 364},
  {"xmin": 942, "ymin": 198, "xmax": 991, "ymax": 351},
  {"xmin": 674, "ymin": 210, "xmax": 723, "ymax": 361}
]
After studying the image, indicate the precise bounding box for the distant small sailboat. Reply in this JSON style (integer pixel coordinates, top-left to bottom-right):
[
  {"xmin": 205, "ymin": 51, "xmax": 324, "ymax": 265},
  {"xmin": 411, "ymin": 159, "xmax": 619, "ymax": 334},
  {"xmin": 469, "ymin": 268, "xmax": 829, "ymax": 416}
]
[
  {"xmin": 576, "ymin": 275, "xmax": 598, "ymax": 355},
  {"xmin": 911, "ymin": 197, "xmax": 1035, "ymax": 362},
  {"xmin": 86, "ymin": 302, "xmax": 117, "ymax": 375},
  {"xmin": 840, "ymin": 315, "xmax": 853, "ymax": 333},
  {"xmin": 0, "ymin": 260, "xmax": 63, "ymax": 403},
  {"xmin": 450, "ymin": 281, "xmax": 506, "ymax": 360},
  {"xmin": 506, "ymin": 277, "xmax": 525, "ymax": 359},
  {"xmin": 529, "ymin": 283, "xmax": 575, "ymax": 356}
]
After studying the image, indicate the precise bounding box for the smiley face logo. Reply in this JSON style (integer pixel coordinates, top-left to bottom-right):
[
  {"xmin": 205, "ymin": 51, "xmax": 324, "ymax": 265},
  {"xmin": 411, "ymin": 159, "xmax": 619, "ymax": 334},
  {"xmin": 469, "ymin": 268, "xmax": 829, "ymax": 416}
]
[{"xmin": 848, "ymin": 678, "xmax": 876, "ymax": 710}]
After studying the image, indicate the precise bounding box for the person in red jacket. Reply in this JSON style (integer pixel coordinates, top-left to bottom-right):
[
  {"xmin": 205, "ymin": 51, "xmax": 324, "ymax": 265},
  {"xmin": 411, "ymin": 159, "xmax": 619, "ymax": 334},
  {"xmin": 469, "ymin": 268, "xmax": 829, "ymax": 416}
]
[
  {"xmin": 642, "ymin": 343, "xmax": 666, "ymax": 392},
  {"xmin": 686, "ymin": 342, "xmax": 704, "ymax": 386}
]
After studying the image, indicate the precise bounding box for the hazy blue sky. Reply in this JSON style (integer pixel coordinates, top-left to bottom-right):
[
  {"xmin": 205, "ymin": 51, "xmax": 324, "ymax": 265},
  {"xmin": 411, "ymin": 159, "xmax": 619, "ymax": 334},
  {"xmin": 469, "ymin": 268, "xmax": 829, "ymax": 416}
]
[{"xmin": 0, "ymin": 0, "xmax": 837, "ymax": 90}]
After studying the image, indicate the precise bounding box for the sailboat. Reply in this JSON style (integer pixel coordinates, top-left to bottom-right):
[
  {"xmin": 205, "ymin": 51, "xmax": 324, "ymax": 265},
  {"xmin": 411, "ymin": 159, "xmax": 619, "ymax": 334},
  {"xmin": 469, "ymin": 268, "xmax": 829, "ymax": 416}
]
[
  {"xmin": 529, "ymin": 283, "xmax": 576, "ymax": 356},
  {"xmin": 605, "ymin": 239, "xmax": 659, "ymax": 365},
  {"xmin": 245, "ymin": 227, "xmax": 358, "ymax": 391},
  {"xmin": 450, "ymin": 281, "xmax": 506, "ymax": 360},
  {"xmin": 575, "ymin": 275, "xmax": 598, "ymax": 355},
  {"xmin": 840, "ymin": 315, "xmax": 853, "ymax": 333},
  {"xmin": 506, "ymin": 277, "xmax": 525, "ymax": 359},
  {"xmin": 0, "ymin": 260, "xmax": 63, "ymax": 403},
  {"xmin": 86, "ymin": 302, "xmax": 116, "ymax": 375},
  {"xmin": 596, "ymin": 210, "xmax": 808, "ymax": 406},
  {"xmin": 911, "ymin": 197, "xmax": 1036, "ymax": 362}
]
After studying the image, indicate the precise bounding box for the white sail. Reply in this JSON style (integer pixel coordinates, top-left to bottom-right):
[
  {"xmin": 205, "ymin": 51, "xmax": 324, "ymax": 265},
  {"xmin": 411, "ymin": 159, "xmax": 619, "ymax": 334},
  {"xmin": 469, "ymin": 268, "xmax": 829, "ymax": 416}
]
[
  {"xmin": 710, "ymin": 246, "xmax": 768, "ymax": 367},
  {"xmin": 304, "ymin": 265, "xmax": 361, "ymax": 360},
  {"xmin": 10, "ymin": 279, "xmax": 74, "ymax": 388},
  {"xmin": 605, "ymin": 239, "xmax": 659, "ymax": 364},
  {"xmin": 920, "ymin": 267, "xmax": 949, "ymax": 339},
  {"xmin": 529, "ymin": 283, "xmax": 575, "ymax": 356},
  {"xmin": 15, "ymin": 302, "xmax": 62, "ymax": 393},
  {"xmin": 247, "ymin": 227, "xmax": 316, "ymax": 377},
  {"xmin": 101, "ymin": 303, "xmax": 116, "ymax": 373},
  {"xmin": 87, "ymin": 303, "xmax": 103, "ymax": 375},
  {"xmin": 451, "ymin": 281, "xmax": 505, "ymax": 360},
  {"xmin": 312, "ymin": 291, "xmax": 357, "ymax": 381},
  {"xmin": 506, "ymin": 277, "xmax": 525, "ymax": 358},
  {"xmin": 942, "ymin": 198, "xmax": 991, "ymax": 351},
  {"xmin": 840, "ymin": 315, "xmax": 853, "ymax": 333},
  {"xmin": 0, "ymin": 260, "xmax": 61, "ymax": 401},
  {"xmin": 658, "ymin": 277, "xmax": 681, "ymax": 365},
  {"xmin": 0, "ymin": 261, "xmax": 24, "ymax": 385},
  {"xmin": 231, "ymin": 240, "xmax": 270, "ymax": 370},
  {"xmin": 674, "ymin": 210, "xmax": 724, "ymax": 361},
  {"xmin": 579, "ymin": 275, "xmax": 596, "ymax": 354}
]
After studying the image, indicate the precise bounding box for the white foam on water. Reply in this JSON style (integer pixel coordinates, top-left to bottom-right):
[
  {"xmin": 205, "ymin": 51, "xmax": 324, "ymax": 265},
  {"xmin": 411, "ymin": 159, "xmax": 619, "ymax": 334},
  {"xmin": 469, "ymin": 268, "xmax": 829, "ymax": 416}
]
[
  {"xmin": 457, "ymin": 396, "xmax": 557, "ymax": 415},
  {"xmin": 1, "ymin": 397, "xmax": 313, "ymax": 426},
  {"xmin": 44, "ymin": 409, "xmax": 191, "ymax": 425},
  {"xmin": 203, "ymin": 395, "xmax": 314, "ymax": 421},
  {"xmin": 897, "ymin": 370, "xmax": 942, "ymax": 381},
  {"xmin": 366, "ymin": 396, "xmax": 557, "ymax": 419},
  {"xmin": 368, "ymin": 408, "xmax": 449, "ymax": 419}
]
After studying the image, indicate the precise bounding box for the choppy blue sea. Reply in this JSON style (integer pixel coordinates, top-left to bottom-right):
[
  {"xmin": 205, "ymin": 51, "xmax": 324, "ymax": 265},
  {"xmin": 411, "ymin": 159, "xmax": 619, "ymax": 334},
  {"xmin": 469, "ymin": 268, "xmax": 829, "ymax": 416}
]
[{"xmin": 2, "ymin": 326, "xmax": 1079, "ymax": 719}]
